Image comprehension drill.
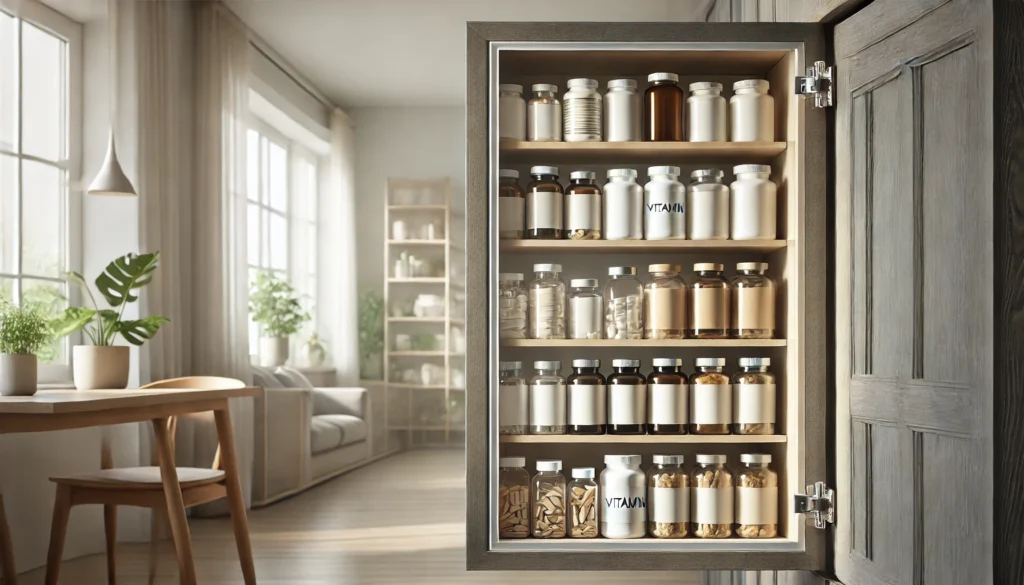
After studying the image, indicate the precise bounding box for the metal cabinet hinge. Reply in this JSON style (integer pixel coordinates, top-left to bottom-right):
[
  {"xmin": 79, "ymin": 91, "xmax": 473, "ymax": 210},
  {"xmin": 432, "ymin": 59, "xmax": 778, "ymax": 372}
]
[
  {"xmin": 793, "ymin": 481, "xmax": 835, "ymax": 529},
  {"xmin": 795, "ymin": 61, "xmax": 834, "ymax": 108}
]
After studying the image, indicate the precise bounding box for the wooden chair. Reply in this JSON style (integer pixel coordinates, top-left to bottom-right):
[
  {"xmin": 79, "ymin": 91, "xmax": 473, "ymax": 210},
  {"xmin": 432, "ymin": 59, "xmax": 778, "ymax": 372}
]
[{"xmin": 44, "ymin": 376, "xmax": 250, "ymax": 585}]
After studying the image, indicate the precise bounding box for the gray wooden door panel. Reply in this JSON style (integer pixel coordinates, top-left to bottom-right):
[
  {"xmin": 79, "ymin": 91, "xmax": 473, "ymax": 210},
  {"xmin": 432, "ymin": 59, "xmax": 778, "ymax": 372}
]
[{"xmin": 835, "ymin": 1, "xmax": 991, "ymax": 584}]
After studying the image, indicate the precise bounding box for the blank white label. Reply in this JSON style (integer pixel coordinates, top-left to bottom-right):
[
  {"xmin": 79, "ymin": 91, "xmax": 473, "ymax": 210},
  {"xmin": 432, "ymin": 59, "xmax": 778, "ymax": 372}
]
[
  {"xmin": 568, "ymin": 384, "xmax": 606, "ymax": 425},
  {"xmin": 529, "ymin": 383, "xmax": 566, "ymax": 427},
  {"xmin": 565, "ymin": 193, "xmax": 601, "ymax": 231},
  {"xmin": 690, "ymin": 384, "xmax": 732, "ymax": 424},
  {"xmin": 526, "ymin": 191, "xmax": 563, "ymax": 230},
  {"xmin": 692, "ymin": 487, "xmax": 734, "ymax": 524},
  {"xmin": 498, "ymin": 382, "xmax": 528, "ymax": 427},
  {"xmin": 733, "ymin": 384, "xmax": 776, "ymax": 424},
  {"xmin": 648, "ymin": 383, "xmax": 687, "ymax": 424},
  {"xmin": 498, "ymin": 197, "xmax": 524, "ymax": 233},
  {"xmin": 736, "ymin": 487, "xmax": 778, "ymax": 525},
  {"xmin": 650, "ymin": 486, "xmax": 689, "ymax": 523},
  {"xmin": 608, "ymin": 384, "xmax": 646, "ymax": 425},
  {"xmin": 601, "ymin": 483, "xmax": 646, "ymax": 525}
]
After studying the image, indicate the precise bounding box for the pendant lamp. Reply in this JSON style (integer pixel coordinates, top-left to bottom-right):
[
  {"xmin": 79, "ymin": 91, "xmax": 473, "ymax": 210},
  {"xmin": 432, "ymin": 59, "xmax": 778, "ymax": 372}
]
[{"xmin": 87, "ymin": 0, "xmax": 136, "ymax": 196}]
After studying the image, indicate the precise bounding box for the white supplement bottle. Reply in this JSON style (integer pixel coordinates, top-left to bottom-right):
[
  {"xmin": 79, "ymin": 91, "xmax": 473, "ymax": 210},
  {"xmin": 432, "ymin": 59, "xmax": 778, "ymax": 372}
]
[
  {"xmin": 644, "ymin": 166, "xmax": 686, "ymax": 240},
  {"xmin": 498, "ymin": 84, "xmax": 526, "ymax": 141},
  {"xmin": 687, "ymin": 168, "xmax": 730, "ymax": 240},
  {"xmin": 604, "ymin": 168, "xmax": 644, "ymax": 240},
  {"xmin": 600, "ymin": 454, "xmax": 647, "ymax": 538},
  {"xmin": 563, "ymin": 78, "xmax": 602, "ymax": 142},
  {"xmin": 605, "ymin": 78, "xmax": 641, "ymax": 142},
  {"xmin": 687, "ymin": 82, "xmax": 727, "ymax": 142},
  {"xmin": 730, "ymin": 79, "xmax": 774, "ymax": 142},
  {"xmin": 730, "ymin": 164, "xmax": 777, "ymax": 240}
]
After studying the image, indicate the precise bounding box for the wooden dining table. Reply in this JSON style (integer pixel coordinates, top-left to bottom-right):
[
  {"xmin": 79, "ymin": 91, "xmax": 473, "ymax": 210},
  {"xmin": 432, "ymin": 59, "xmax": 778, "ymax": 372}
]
[{"xmin": 0, "ymin": 387, "xmax": 259, "ymax": 585}]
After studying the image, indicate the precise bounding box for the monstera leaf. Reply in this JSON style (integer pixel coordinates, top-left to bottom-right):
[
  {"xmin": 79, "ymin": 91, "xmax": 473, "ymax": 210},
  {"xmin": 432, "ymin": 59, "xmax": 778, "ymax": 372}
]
[
  {"xmin": 94, "ymin": 252, "xmax": 160, "ymax": 307},
  {"xmin": 115, "ymin": 316, "xmax": 170, "ymax": 346}
]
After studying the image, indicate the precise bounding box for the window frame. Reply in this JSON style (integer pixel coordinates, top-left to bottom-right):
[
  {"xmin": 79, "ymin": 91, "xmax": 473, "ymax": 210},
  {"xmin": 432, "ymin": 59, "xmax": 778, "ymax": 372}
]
[{"xmin": 0, "ymin": 0, "xmax": 82, "ymax": 382}]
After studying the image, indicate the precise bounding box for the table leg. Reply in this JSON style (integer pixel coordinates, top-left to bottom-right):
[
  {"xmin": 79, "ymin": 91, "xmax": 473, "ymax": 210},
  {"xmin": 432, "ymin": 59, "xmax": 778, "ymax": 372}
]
[
  {"xmin": 0, "ymin": 491, "xmax": 17, "ymax": 585},
  {"xmin": 214, "ymin": 407, "xmax": 256, "ymax": 585},
  {"xmin": 152, "ymin": 418, "xmax": 197, "ymax": 585}
]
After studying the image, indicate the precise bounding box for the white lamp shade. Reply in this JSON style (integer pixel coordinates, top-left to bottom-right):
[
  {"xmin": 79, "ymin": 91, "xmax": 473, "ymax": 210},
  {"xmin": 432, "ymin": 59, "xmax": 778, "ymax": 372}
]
[{"xmin": 87, "ymin": 130, "xmax": 136, "ymax": 196}]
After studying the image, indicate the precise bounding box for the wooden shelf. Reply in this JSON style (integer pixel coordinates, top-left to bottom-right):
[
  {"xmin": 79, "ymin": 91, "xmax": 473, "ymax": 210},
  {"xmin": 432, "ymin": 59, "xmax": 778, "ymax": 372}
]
[
  {"xmin": 389, "ymin": 351, "xmax": 446, "ymax": 357},
  {"xmin": 387, "ymin": 239, "xmax": 446, "ymax": 245},
  {"xmin": 387, "ymin": 277, "xmax": 446, "ymax": 284},
  {"xmin": 500, "ymin": 239, "xmax": 788, "ymax": 254},
  {"xmin": 500, "ymin": 434, "xmax": 786, "ymax": 444},
  {"xmin": 499, "ymin": 140, "xmax": 786, "ymax": 164},
  {"xmin": 501, "ymin": 338, "xmax": 786, "ymax": 348}
]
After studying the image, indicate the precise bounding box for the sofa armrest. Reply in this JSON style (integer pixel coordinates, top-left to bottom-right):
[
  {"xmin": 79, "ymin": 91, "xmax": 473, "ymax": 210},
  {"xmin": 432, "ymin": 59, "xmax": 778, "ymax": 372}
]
[
  {"xmin": 313, "ymin": 387, "xmax": 368, "ymax": 419},
  {"xmin": 253, "ymin": 386, "xmax": 312, "ymax": 505}
]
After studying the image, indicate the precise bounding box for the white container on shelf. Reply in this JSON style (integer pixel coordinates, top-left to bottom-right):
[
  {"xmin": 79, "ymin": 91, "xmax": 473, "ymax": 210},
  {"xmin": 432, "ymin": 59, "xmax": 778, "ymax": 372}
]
[
  {"xmin": 499, "ymin": 84, "xmax": 526, "ymax": 140},
  {"xmin": 392, "ymin": 220, "xmax": 407, "ymax": 241},
  {"xmin": 563, "ymin": 78, "xmax": 602, "ymax": 142},
  {"xmin": 604, "ymin": 168, "xmax": 644, "ymax": 240},
  {"xmin": 730, "ymin": 79, "xmax": 774, "ymax": 142},
  {"xmin": 605, "ymin": 79, "xmax": 641, "ymax": 142},
  {"xmin": 644, "ymin": 166, "xmax": 686, "ymax": 240},
  {"xmin": 687, "ymin": 169, "xmax": 730, "ymax": 240},
  {"xmin": 600, "ymin": 454, "xmax": 646, "ymax": 539},
  {"xmin": 567, "ymin": 279, "xmax": 603, "ymax": 339},
  {"xmin": 687, "ymin": 82, "xmax": 727, "ymax": 142},
  {"xmin": 527, "ymin": 84, "xmax": 562, "ymax": 142},
  {"xmin": 529, "ymin": 360, "xmax": 566, "ymax": 434},
  {"xmin": 730, "ymin": 164, "xmax": 777, "ymax": 240}
]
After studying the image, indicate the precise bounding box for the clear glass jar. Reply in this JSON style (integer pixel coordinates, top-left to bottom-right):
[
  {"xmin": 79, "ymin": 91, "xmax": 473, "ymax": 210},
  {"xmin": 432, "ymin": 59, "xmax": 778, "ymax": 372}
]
[
  {"xmin": 568, "ymin": 467, "xmax": 599, "ymax": 538},
  {"xmin": 563, "ymin": 78, "xmax": 602, "ymax": 142},
  {"xmin": 736, "ymin": 453, "xmax": 778, "ymax": 538},
  {"xmin": 526, "ymin": 166, "xmax": 564, "ymax": 240},
  {"xmin": 730, "ymin": 164, "xmax": 777, "ymax": 240},
  {"xmin": 731, "ymin": 262, "xmax": 776, "ymax": 338},
  {"xmin": 529, "ymin": 360, "xmax": 566, "ymax": 435},
  {"xmin": 532, "ymin": 460, "xmax": 567, "ymax": 538},
  {"xmin": 498, "ymin": 361, "xmax": 528, "ymax": 435},
  {"xmin": 647, "ymin": 455, "xmax": 689, "ymax": 538},
  {"xmin": 527, "ymin": 83, "xmax": 562, "ymax": 142},
  {"xmin": 605, "ymin": 78, "xmax": 641, "ymax": 142},
  {"xmin": 565, "ymin": 171, "xmax": 602, "ymax": 240},
  {"xmin": 603, "ymin": 168, "xmax": 644, "ymax": 240},
  {"xmin": 690, "ymin": 263, "xmax": 730, "ymax": 339},
  {"xmin": 567, "ymin": 279, "xmax": 603, "ymax": 340},
  {"xmin": 604, "ymin": 266, "xmax": 643, "ymax": 340},
  {"xmin": 567, "ymin": 359, "xmax": 606, "ymax": 435},
  {"xmin": 498, "ymin": 169, "xmax": 525, "ymax": 239},
  {"xmin": 607, "ymin": 359, "xmax": 646, "ymax": 435},
  {"xmin": 498, "ymin": 272, "xmax": 527, "ymax": 339},
  {"xmin": 498, "ymin": 84, "xmax": 526, "ymax": 141},
  {"xmin": 691, "ymin": 454, "xmax": 734, "ymax": 539},
  {"xmin": 600, "ymin": 455, "xmax": 646, "ymax": 538},
  {"xmin": 644, "ymin": 72, "xmax": 684, "ymax": 141},
  {"xmin": 646, "ymin": 358, "xmax": 688, "ymax": 435},
  {"xmin": 689, "ymin": 358, "xmax": 731, "ymax": 435},
  {"xmin": 687, "ymin": 82, "xmax": 726, "ymax": 142},
  {"xmin": 730, "ymin": 79, "xmax": 774, "ymax": 142},
  {"xmin": 528, "ymin": 263, "xmax": 565, "ymax": 339},
  {"xmin": 732, "ymin": 357, "xmax": 776, "ymax": 435},
  {"xmin": 644, "ymin": 166, "xmax": 686, "ymax": 241},
  {"xmin": 687, "ymin": 169, "xmax": 730, "ymax": 241},
  {"xmin": 644, "ymin": 263, "xmax": 687, "ymax": 339},
  {"xmin": 498, "ymin": 457, "xmax": 530, "ymax": 538}
]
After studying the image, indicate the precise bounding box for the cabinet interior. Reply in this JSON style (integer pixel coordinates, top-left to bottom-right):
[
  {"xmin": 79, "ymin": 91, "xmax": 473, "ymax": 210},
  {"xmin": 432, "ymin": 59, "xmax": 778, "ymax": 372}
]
[{"xmin": 490, "ymin": 43, "xmax": 809, "ymax": 552}]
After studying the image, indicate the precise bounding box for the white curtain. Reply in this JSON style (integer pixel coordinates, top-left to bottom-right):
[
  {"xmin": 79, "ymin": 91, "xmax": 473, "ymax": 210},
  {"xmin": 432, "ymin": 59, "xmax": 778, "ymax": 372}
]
[{"xmin": 322, "ymin": 109, "xmax": 360, "ymax": 384}]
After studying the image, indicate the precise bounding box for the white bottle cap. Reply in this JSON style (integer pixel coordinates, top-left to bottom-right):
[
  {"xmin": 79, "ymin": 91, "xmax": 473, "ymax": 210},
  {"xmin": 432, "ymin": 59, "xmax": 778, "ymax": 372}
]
[
  {"xmin": 608, "ymin": 78, "xmax": 637, "ymax": 90},
  {"xmin": 499, "ymin": 84, "xmax": 523, "ymax": 93},
  {"xmin": 696, "ymin": 454, "xmax": 727, "ymax": 464},
  {"xmin": 498, "ymin": 272, "xmax": 524, "ymax": 281},
  {"xmin": 612, "ymin": 359, "xmax": 640, "ymax": 368},
  {"xmin": 498, "ymin": 169, "xmax": 519, "ymax": 179},
  {"xmin": 733, "ymin": 164, "xmax": 772, "ymax": 175},
  {"xmin": 607, "ymin": 168, "xmax": 638, "ymax": 178},
  {"xmin": 604, "ymin": 454, "xmax": 642, "ymax": 467},
  {"xmin": 572, "ymin": 467, "xmax": 596, "ymax": 479},
  {"xmin": 567, "ymin": 78, "xmax": 598, "ymax": 89},
  {"xmin": 499, "ymin": 361, "xmax": 523, "ymax": 370},
  {"xmin": 533, "ymin": 360, "xmax": 561, "ymax": 370},
  {"xmin": 740, "ymin": 453, "xmax": 772, "ymax": 464},
  {"xmin": 648, "ymin": 72, "xmax": 679, "ymax": 83},
  {"xmin": 530, "ymin": 165, "xmax": 559, "ymax": 176},
  {"xmin": 652, "ymin": 455, "xmax": 684, "ymax": 465},
  {"xmin": 736, "ymin": 261, "xmax": 769, "ymax": 272},
  {"xmin": 651, "ymin": 358, "xmax": 683, "ymax": 368},
  {"xmin": 695, "ymin": 357, "xmax": 726, "ymax": 367},
  {"xmin": 648, "ymin": 165, "xmax": 681, "ymax": 177},
  {"xmin": 738, "ymin": 357, "xmax": 771, "ymax": 367},
  {"xmin": 733, "ymin": 79, "xmax": 770, "ymax": 91},
  {"xmin": 500, "ymin": 457, "xmax": 526, "ymax": 468},
  {"xmin": 569, "ymin": 278, "xmax": 599, "ymax": 288},
  {"xmin": 570, "ymin": 170, "xmax": 596, "ymax": 181},
  {"xmin": 536, "ymin": 459, "xmax": 562, "ymax": 472},
  {"xmin": 531, "ymin": 83, "xmax": 558, "ymax": 93},
  {"xmin": 533, "ymin": 263, "xmax": 562, "ymax": 273},
  {"xmin": 688, "ymin": 81, "xmax": 723, "ymax": 93}
]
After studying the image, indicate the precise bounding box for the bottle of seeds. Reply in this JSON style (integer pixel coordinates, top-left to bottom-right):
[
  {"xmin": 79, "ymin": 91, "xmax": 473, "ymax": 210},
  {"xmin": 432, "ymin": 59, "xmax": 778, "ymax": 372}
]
[
  {"xmin": 647, "ymin": 455, "xmax": 689, "ymax": 538},
  {"xmin": 691, "ymin": 454, "xmax": 733, "ymax": 538},
  {"xmin": 498, "ymin": 457, "xmax": 530, "ymax": 538},
  {"xmin": 532, "ymin": 460, "xmax": 567, "ymax": 538},
  {"xmin": 736, "ymin": 453, "xmax": 779, "ymax": 538},
  {"xmin": 568, "ymin": 467, "xmax": 599, "ymax": 538},
  {"xmin": 689, "ymin": 358, "xmax": 732, "ymax": 435}
]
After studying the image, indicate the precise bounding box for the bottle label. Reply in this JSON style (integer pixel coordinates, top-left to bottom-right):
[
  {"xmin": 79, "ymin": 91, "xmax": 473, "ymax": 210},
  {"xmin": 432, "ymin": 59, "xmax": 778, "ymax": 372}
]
[
  {"xmin": 648, "ymin": 383, "xmax": 687, "ymax": 424},
  {"xmin": 526, "ymin": 191, "xmax": 563, "ymax": 230},
  {"xmin": 604, "ymin": 187, "xmax": 643, "ymax": 240},
  {"xmin": 529, "ymin": 383, "xmax": 566, "ymax": 427},
  {"xmin": 692, "ymin": 287, "xmax": 730, "ymax": 330},
  {"xmin": 692, "ymin": 487, "xmax": 734, "ymax": 524},
  {"xmin": 733, "ymin": 383, "xmax": 776, "ymax": 424},
  {"xmin": 568, "ymin": 383, "xmax": 606, "ymax": 425},
  {"xmin": 690, "ymin": 384, "xmax": 732, "ymax": 424},
  {"xmin": 644, "ymin": 287, "xmax": 687, "ymax": 332},
  {"xmin": 565, "ymin": 193, "xmax": 601, "ymax": 231},
  {"xmin": 608, "ymin": 384, "xmax": 646, "ymax": 425},
  {"xmin": 498, "ymin": 382, "xmax": 528, "ymax": 427},
  {"xmin": 736, "ymin": 486, "xmax": 778, "ymax": 525},
  {"xmin": 564, "ymin": 97, "xmax": 601, "ymax": 139},
  {"xmin": 498, "ymin": 197, "xmax": 524, "ymax": 233},
  {"xmin": 733, "ymin": 286, "xmax": 776, "ymax": 331},
  {"xmin": 528, "ymin": 102, "xmax": 561, "ymax": 141},
  {"xmin": 601, "ymin": 483, "xmax": 646, "ymax": 524},
  {"xmin": 650, "ymin": 486, "xmax": 689, "ymax": 523},
  {"xmin": 644, "ymin": 186, "xmax": 686, "ymax": 240}
]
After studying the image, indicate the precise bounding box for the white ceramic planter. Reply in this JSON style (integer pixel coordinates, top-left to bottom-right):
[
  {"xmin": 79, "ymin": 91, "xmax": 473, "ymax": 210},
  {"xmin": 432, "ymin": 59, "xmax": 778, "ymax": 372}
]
[
  {"xmin": 259, "ymin": 336, "xmax": 289, "ymax": 367},
  {"xmin": 0, "ymin": 354, "xmax": 38, "ymax": 396},
  {"xmin": 73, "ymin": 345, "xmax": 130, "ymax": 390}
]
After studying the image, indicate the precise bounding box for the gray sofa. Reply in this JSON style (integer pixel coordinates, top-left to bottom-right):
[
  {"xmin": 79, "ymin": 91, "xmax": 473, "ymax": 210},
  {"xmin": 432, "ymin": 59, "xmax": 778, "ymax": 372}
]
[{"xmin": 250, "ymin": 367, "xmax": 379, "ymax": 505}]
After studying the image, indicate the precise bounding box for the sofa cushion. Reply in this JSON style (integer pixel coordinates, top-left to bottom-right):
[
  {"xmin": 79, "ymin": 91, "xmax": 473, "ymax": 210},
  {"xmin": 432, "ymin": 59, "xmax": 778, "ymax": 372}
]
[
  {"xmin": 275, "ymin": 366, "xmax": 314, "ymax": 389},
  {"xmin": 252, "ymin": 366, "xmax": 283, "ymax": 389},
  {"xmin": 316, "ymin": 414, "xmax": 368, "ymax": 446},
  {"xmin": 310, "ymin": 417, "xmax": 343, "ymax": 455}
]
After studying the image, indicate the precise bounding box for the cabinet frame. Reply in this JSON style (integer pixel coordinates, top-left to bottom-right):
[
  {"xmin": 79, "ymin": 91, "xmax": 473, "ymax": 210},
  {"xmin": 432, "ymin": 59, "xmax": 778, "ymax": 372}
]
[{"xmin": 466, "ymin": 22, "xmax": 829, "ymax": 571}]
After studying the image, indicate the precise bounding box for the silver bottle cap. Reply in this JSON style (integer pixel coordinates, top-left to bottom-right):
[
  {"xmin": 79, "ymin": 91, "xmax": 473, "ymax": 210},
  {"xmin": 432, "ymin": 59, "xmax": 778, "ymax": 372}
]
[
  {"xmin": 534, "ymin": 360, "xmax": 561, "ymax": 370},
  {"xmin": 498, "ymin": 169, "xmax": 519, "ymax": 179},
  {"xmin": 533, "ymin": 263, "xmax": 562, "ymax": 273},
  {"xmin": 648, "ymin": 165, "xmax": 681, "ymax": 177},
  {"xmin": 652, "ymin": 455, "xmax": 684, "ymax": 465},
  {"xmin": 607, "ymin": 78, "xmax": 637, "ymax": 90},
  {"xmin": 570, "ymin": 170, "xmax": 596, "ymax": 181},
  {"xmin": 694, "ymin": 262, "xmax": 724, "ymax": 272},
  {"xmin": 572, "ymin": 359, "xmax": 600, "ymax": 368},
  {"xmin": 691, "ymin": 168, "xmax": 725, "ymax": 181},
  {"xmin": 740, "ymin": 453, "xmax": 772, "ymax": 464},
  {"xmin": 536, "ymin": 459, "xmax": 562, "ymax": 472},
  {"xmin": 569, "ymin": 278, "xmax": 599, "ymax": 288},
  {"xmin": 688, "ymin": 81, "xmax": 723, "ymax": 93},
  {"xmin": 612, "ymin": 359, "xmax": 640, "ymax": 368},
  {"xmin": 567, "ymin": 78, "xmax": 598, "ymax": 89},
  {"xmin": 696, "ymin": 454, "xmax": 727, "ymax": 464},
  {"xmin": 737, "ymin": 262, "xmax": 769, "ymax": 272},
  {"xmin": 604, "ymin": 454, "xmax": 642, "ymax": 466},
  {"xmin": 572, "ymin": 467, "xmax": 596, "ymax": 479},
  {"xmin": 607, "ymin": 168, "xmax": 638, "ymax": 179},
  {"xmin": 733, "ymin": 79, "xmax": 770, "ymax": 91},
  {"xmin": 500, "ymin": 457, "xmax": 526, "ymax": 467},
  {"xmin": 648, "ymin": 72, "xmax": 679, "ymax": 83},
  {"xmin": 734, "ymin": 164, "xmax": 771, "ymax": 175},
  {"xmin": 531, "ymin": 83, "xmax": 558, "ymax": 93},
  {"xmin": 500, "ymin": 361, "xmax": 523, "ymax": 370},
  {"xmin": 695, "ymin": 357, "xmax": 726, "ymax": 367},
  {"xmin": 652, "ymin": 358, "xmax": 683, "ymax": 368},
  {"xmin": 738, "ymin": 357, "xmax": 771, "ymax": 367},
  {"xmin": 499, "ymin": 272, "xmax": 524, "ymax": 281},
  {"xmin": 608, "ymin": 266, "xmax": 637, "ymax": 276},
  {"xmin": 530, "ymin": 165, "xmax": 559, "ymax": 176}
]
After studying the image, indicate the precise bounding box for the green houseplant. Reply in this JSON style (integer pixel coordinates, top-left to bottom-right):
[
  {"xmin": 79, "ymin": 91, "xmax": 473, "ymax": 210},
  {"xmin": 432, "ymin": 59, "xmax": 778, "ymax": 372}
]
[
  {"xmin": 249, "ymin": 271, "xmax": 310, "ymax": 367},
  {"xmin": 0, "ymin": 304, "xmax": 52, "ymax": 396},
  {"xmin": 358, "ymin": 291, "xmax": 384, "ymax": 379},
  {"xmin": 52, "ymin": 251, "xmax": 170, "ymax": 390}
]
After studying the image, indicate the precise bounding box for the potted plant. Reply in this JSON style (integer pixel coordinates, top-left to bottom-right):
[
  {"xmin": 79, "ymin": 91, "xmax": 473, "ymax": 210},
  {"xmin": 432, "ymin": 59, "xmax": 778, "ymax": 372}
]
[
  {"xmin": 358, "ymin": 291, "xmax": 384, "ymax": 380},
  {"xmin": 249, "ymin": 271, "xmax": 310, "ymax": 367},
  {"xmin": 52, "ymin": 252, "xmax": 170, "ymax": 390},
  {"xmin": 0, "ymin": 304, "xmax": 52, "ymax": 396}
]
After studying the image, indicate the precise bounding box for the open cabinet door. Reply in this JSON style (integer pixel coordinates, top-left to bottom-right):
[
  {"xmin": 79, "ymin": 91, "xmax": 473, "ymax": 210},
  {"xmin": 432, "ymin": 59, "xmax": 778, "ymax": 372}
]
[{"xmin": 834, "ymin": 0, "xmax": 993, "ymax": 584}]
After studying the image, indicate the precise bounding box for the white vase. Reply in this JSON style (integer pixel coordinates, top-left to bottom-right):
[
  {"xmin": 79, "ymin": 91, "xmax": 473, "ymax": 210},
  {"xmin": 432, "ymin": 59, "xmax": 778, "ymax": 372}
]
[
  {"xmin": 0, "ymin": 354, "xmax": 38, "ymax": 396},
  {"xmin": 72, "ymin": 345, "xmax": 130, "ymax": 390},
  {"xmin": 259, "ymin": 336, "xmax": 289, "ymax": 367}
]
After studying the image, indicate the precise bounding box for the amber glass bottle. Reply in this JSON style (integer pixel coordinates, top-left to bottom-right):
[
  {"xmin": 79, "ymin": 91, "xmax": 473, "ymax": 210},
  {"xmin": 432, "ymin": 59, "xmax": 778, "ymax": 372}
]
[{"xmin": 644, "ymin": 72, "xmax": 684, "ymax": 141}]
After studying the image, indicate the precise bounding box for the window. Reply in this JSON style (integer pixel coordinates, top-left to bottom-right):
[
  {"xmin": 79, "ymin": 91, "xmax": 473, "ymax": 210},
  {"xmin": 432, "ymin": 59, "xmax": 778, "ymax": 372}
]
[
  {"xmin": 246, "ymin": 118, "xmax": 319, "ymax": 353},
  {"xmin": 0, "ymin": 1, "xmax": 80, "ymax": 369}
]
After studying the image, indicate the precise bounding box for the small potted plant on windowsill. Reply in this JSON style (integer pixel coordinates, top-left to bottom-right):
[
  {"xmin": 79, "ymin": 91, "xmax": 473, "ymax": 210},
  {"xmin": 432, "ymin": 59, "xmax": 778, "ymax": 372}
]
[
  {"xmin": 249, "ymin": 271, "xmax": 310, "ymax": 368},
  {"xmin": 52, "ymin": 252, "xmax": 170, "ymax": 390},
  {"xmin": 0, "ymin": 304, "xmax": 52, "ymax": 396}
]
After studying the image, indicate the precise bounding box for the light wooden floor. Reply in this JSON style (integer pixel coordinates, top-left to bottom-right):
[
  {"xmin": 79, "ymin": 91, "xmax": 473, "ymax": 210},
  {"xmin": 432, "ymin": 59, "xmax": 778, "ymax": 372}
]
[{"xmin": 20, "ymin": 449, "xmax": 698, "ymax": 584}]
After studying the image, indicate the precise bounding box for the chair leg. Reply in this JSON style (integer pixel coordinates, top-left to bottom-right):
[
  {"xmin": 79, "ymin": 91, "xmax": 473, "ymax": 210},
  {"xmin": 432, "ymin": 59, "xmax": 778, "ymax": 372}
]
[
  {"xmin": 0, "ymin": 491, "xmax": 18, "ymax": 585},
  {"xmin": 44, "ymin": 485, "xmax": 72, "ymax": 585},
  {"xmin": 104, "ymin": 505, "xmax": 117, "ymax": 585},
  {"xmin": 148, "ymin": 507, "xmax": 164, "ymax": 585}
]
